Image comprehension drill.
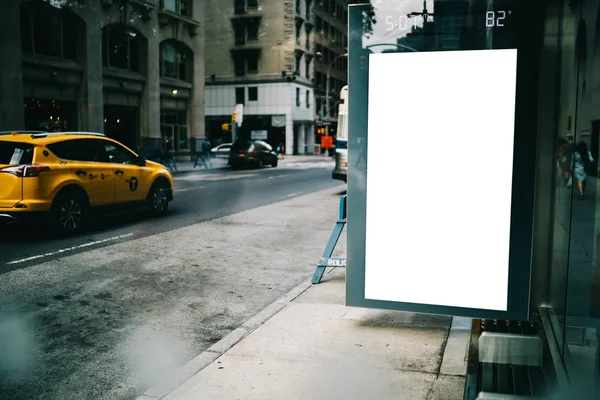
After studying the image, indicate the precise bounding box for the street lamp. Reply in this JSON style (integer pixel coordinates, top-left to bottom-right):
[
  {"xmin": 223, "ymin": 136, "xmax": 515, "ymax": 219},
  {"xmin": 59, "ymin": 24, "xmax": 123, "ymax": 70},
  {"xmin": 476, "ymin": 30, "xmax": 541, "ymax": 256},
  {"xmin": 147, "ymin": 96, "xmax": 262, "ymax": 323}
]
[{"xmin": 315, "ymin": 52, "xmax": 347, "ymax": 139}]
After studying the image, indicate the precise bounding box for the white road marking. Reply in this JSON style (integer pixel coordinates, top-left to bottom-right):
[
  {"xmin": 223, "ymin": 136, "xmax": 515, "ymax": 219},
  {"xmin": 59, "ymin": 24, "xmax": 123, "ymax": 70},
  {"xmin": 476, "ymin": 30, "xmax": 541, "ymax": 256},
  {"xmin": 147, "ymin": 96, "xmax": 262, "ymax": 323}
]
[
  {"xmin": 175, "ymin": 186, "xmax": 205, "ymax": 193},
  {"xmin": 175, "ymin": 174, "xmax": 257, "ymax": 182},
  {"xmin": 267, "ymin": 175, "xmax": 288, "ymax": 179},
  {"xmin": 284, "ymin": 192, "xmax": 303, "ymax": 198},
  {"xmin": 6, "ymin": 233, "xmax": 135, "ymax": 265}
]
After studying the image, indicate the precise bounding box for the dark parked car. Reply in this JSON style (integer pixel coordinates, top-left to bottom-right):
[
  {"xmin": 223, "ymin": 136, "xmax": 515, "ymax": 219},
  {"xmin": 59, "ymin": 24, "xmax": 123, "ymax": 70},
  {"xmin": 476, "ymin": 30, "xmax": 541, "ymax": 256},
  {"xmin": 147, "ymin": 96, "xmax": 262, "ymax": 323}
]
[{"xmin": 229, "ymin": 140, "xmax": 278, "ymax": 169}]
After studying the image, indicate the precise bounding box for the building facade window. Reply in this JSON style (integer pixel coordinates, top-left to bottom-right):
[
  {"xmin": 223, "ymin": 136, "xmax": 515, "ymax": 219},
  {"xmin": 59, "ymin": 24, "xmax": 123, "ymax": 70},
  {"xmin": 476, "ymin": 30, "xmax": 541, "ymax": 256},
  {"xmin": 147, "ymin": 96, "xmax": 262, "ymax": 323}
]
[
  {"xmin": 163, "ymin": 0, "xmax": 189, "ymax": 16},
  {"xmin": 247, "ymin": 0, "xmax": 258, "ymax": 8},
  {"xmin": 247, "ymin": 20, "xmax": 259, "ymax": 41},
  {"xmin": 296, "ymin": 88, "xmax": 300, "ymax": 107},
  {"xmin": 232, "ymin": 51, "xmax": 260, "ymax": 75},
  {"xmin": 20, "ymin": 2, "xmax": 81, "ymax": 61},
  {"xmin": 161, "ymin": 110, "xmax": 188, "ymax": 151},
  {"xmin": 305, "ymin": 59, "xmax": 311, "ymax": 78},
  {"xmin": 233, "ymin": 54, "xmax": 245, "ymax": 76},
  {"xmin": 247, "ymin": 52, "xmax": 259, "ymax": 72},
  {"xmin": 102, "ymin": 25, "xmax": 142, "ymax": 72},
  {"xmin": 235, "ymin": 87, "xmax": 245, "ymax": 105},
  {"xmin": 161, "ymin": 41, "xmax": 192, "ymax": 81},
  {"xmin": 235, "ymin": 25, "xmax": 246, "ymax": 45},
  {"xmin": 234, "ymin": 0, "xmax": 245, "ymax": 15},
  {"xmin": 248, "ymin": 87, "xmax": 258, "ymax": 101},
  {"xmin": 306, "ymin": 90, "xmax": 310, "ymax": 108}
]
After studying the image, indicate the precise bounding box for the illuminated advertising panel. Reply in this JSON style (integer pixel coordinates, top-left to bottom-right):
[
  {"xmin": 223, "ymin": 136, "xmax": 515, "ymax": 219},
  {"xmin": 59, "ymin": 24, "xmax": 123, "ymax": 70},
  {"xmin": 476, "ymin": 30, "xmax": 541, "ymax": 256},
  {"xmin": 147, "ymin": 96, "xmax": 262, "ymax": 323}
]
[{"xmin": 346, "ymin": 0, "xmax": 542, "ymax": 320}]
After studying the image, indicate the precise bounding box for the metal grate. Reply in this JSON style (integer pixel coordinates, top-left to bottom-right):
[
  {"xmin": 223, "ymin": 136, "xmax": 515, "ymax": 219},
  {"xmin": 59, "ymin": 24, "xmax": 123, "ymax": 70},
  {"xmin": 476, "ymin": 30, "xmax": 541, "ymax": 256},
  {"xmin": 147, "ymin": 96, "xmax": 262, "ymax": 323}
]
[{"xmin": 465, "ymin": 320, "xmax": 550, "ymax": 399}]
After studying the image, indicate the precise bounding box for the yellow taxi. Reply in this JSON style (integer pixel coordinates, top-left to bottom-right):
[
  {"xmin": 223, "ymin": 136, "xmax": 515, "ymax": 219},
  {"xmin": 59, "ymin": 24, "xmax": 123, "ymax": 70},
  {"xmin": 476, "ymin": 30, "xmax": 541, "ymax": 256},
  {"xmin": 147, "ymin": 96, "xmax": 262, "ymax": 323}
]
[{"xmin": 0, "ymin": 131, "xmax": 174, "ymax": 233}]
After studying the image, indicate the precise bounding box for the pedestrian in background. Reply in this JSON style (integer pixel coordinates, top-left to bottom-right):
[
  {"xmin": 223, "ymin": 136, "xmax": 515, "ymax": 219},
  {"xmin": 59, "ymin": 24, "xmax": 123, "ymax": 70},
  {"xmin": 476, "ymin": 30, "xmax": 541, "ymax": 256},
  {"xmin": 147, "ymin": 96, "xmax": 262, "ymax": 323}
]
[
  {"xmin": 277, "ymin": 142, "xmax": 284, "ymax": 159},
  {"xmin": 573, "ymin": 141, "xmax": 594, "ymax": 200}
]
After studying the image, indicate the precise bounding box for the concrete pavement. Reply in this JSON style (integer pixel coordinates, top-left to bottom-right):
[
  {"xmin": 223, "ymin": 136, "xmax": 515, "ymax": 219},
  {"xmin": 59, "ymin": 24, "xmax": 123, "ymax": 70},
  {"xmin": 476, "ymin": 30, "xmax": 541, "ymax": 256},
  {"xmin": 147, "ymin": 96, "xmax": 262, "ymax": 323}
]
[
  {"xmin": 0, "ymin": 184, "xmax": 346, "ymax": 399},
  {"xmin": 141, "ymin": 271, "xmax": 471, "ymax": 400}
]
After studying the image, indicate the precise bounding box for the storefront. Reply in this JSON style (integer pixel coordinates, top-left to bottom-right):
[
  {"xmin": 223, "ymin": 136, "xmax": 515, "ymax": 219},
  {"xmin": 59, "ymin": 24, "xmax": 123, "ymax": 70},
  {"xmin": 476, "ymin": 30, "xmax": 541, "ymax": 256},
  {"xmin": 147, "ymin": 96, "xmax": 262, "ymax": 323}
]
[
  {"xmin": 536, "ymin": 0, "xmax": 600, "ymax": 395},
  {"xmin": 24, "ymin": 98, "xmax": 77, "ymax": 132},
  {"xmin": 103, "ymin": 105, "xmax": 139, "ymax": 150}
]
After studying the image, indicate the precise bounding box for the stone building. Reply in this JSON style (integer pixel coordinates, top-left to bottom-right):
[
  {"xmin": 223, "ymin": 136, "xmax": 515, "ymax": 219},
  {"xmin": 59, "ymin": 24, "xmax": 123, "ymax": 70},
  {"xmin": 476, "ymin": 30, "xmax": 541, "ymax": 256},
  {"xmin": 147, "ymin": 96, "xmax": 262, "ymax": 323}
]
[
  {"xmin": 313, "ymin": 0, "xmax": 349, "ymax": 151},
  {"xmin": 204, "ymin": 0, "xmax": 316, "ymax": 155},
  {"xmin": 0, "ymin": 0, "xmax": 205, "ymax": 152}
]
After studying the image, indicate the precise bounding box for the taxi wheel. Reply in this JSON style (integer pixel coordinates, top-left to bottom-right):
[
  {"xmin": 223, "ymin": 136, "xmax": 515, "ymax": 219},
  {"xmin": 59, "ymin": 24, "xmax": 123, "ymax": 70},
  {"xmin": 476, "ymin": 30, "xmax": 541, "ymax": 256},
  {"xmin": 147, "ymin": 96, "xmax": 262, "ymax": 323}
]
[
  {"xmin": 271, "ymin": 158, "xmax": 278, "ymax": 168},
  {"xmin": 50, "ymin": 191, "xmax": 87, "ymax": 234},
  {"xmin": 148, "ymin": 181, "xmax": 169, "ymax": 216}
]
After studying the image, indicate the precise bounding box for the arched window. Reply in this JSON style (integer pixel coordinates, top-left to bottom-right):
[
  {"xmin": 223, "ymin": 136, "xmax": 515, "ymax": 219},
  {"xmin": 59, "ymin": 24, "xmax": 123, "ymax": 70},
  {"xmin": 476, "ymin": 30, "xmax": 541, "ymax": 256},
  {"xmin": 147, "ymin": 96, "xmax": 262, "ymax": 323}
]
[
  {"xmin": 20, "ymin": 1, "xmax": 82, "ymax": 61},
  {"xmin": 161, "ymin": 41, "xmax": 192, "ymax": 81},
  {"xmin": 102, "ymin": 25, "xmax": 144, "ymax": 72}
]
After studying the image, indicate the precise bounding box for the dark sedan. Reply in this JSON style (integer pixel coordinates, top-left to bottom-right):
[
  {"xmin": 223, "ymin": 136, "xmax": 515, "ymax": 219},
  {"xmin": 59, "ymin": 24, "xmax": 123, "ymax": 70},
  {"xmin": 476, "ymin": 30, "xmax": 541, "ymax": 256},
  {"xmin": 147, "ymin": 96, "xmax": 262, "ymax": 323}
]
[{"xmin": 229, "ymin": 140, "xmax": 278, "ymax": 169}]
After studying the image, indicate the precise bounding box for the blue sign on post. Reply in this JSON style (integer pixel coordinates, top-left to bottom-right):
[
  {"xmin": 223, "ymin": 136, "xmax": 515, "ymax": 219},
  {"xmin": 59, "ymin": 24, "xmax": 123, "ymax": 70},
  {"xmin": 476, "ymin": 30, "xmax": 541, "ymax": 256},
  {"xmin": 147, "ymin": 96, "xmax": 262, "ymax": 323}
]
[{"xmin": 346, "ymin": 1, "xmax": 542, "ymax": 320}]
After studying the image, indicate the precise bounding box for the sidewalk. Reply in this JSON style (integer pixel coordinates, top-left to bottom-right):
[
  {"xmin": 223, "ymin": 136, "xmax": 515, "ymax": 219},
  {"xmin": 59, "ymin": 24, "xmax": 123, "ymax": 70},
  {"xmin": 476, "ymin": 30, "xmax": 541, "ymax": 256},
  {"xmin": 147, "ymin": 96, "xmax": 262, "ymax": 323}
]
[
  {"xmin": 138, "ymin": 269, "xmax": 470, "ymax": 400},
  {"xmin": 168, "ymin": 154, "xmax": 334, "ymax": 174}
]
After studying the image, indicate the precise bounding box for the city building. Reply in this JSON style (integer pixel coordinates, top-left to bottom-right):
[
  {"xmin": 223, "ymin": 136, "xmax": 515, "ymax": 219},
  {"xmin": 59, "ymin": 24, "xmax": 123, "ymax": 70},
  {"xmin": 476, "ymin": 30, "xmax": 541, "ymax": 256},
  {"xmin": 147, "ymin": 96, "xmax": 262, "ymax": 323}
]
[
  {"xmin": 0, "ymin": 0, "xmax": 205, "ymax": 153},
  {"xmin": 313, "ymin": 0, "xmax": 349, "ymax": 153},
  {"xmin": 204, "ymin": 0, "xmax": 316, "ymax": 155}
]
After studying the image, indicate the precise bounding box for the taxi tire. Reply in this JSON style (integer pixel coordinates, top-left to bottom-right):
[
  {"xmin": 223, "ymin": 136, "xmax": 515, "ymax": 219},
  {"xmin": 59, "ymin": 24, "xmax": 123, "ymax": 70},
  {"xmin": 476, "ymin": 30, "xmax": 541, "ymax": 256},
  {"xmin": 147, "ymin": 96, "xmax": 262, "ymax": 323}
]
[
  {"xmin": 148, "ymin": 180, "xmax": 170, "ymax": 216},
  {"xmin": 49, "ymin": 190, "xmax": 88, "ymax": 235},
  {"xmin": 271, "ymin": 158, "xmax": 278, "ymax": 167}
]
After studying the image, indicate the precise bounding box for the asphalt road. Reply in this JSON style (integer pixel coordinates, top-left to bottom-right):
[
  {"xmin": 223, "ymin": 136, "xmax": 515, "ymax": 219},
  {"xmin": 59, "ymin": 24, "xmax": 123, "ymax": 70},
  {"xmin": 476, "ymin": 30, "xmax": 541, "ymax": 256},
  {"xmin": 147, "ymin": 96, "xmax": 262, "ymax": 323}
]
[
  {"xmin": 0, "ymin": 162, "xmax": 346, "ymax": 400},
  {"xmin": 0, "ymin": 162, "xmax": 339, "ymax": 272}
]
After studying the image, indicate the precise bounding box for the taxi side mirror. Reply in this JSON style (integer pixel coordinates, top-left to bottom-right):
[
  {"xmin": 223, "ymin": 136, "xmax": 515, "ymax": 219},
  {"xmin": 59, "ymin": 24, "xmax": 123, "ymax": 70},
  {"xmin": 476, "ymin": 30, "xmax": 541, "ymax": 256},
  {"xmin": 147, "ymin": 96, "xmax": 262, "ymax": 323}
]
[{"xmin": 136, "ymin": 157, "xmax": 147, "ymax": 167}]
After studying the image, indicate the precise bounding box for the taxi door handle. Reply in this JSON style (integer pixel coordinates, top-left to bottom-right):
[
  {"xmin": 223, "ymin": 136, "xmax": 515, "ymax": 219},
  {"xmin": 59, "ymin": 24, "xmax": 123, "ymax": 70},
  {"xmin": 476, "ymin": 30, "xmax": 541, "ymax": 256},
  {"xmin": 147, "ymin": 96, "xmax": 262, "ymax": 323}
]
[
  {"xmin": 75, "ymin": 170, "xmax": 87, "ymax": 177},
  {"xmin": 115, "ymin": 170, "xmax": 124, "ymax": 176}
]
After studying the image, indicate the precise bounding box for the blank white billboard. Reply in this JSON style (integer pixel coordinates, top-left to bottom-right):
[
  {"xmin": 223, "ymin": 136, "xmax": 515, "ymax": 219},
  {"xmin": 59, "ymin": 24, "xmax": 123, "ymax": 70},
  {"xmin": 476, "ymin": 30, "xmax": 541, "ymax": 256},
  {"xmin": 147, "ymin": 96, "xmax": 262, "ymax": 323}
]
[{"xmin": 364, "ymin": 49, "xmax": 518, "ymax": 311}]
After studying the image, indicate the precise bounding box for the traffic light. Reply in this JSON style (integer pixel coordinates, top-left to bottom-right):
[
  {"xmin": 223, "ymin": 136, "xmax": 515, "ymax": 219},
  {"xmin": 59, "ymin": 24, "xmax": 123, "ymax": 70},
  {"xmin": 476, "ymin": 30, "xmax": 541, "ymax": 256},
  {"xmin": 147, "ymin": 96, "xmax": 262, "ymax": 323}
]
[
  {"xmin": 317, "ymin": 128, "xmax": 326, "ymax": 135},
  {"xmin": 231, "ymin": 111, "xmax": 236, "ymax": 123},
  {"xmin": 222, "ymin": 123, "xmax": 231, "ymax": 131}
]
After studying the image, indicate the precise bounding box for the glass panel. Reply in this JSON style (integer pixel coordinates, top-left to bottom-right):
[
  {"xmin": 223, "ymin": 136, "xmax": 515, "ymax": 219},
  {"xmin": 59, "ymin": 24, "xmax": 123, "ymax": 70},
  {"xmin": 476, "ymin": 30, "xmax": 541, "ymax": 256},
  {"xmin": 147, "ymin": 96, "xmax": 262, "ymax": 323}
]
[
  {"xmin": 248, "ymin": 87, "xmax": 258, "ymax": 101},
  {"xmin": 129, "ymin": 35, "xmax": 139, "ymax": 72},
  {"xmin": 0, "ymin": 143, "xmax": 34, "ymax": 165},
  {"xmin": 247, "ymin": 52, "xmax": 258, "ymax": 72},
  {"xmin": 234, "ymin": 25, "xmax": 245, "ymax": 45},
  {"xmin": 180, "ymin": 0, "xmax": 189, "ymax": 16},
  {"xmin": 20, "ymin": 10, "xmax": 32, "ymax": 53},
  {"xmin": 32, "ymin": 5, "xmax": 61, "ymax": 58},
  {"xmin": 235, "ymin": 87, "xmax": 245, "ymax": 104},
  {"xmin": 62, "ymin": 13, "xmax": 78, "ymax": 61},
  {"xmin": 162, "ymin": 42, "xmax": 177, "ymax": 78},
  {"xmin": 562, "ymin": 0, "xmax": 600, "ymax": 395},
  {"xmin": 107, "ymin": 26, "xmax": 128, "ymax": 70},
  {"xmin": 102, "ymin": 141, "xmax": 136, "ymax": 164},
  {"xmin": 164, "ymin": 0, "xmax": 176, "ymax": 13},
  {"xmin": 234, "ymin": 0, "xmax": 245, "ymax": 15},
  {"xmin": 234, "ymin": 55, "xmax": 245, "ymax": 76},
  {"xmin": 247, "ymin": 0, "xmax": 258, "ymax": 8},
  {"xmin": 177, "ymin": 110, "xmax": 187, "ymax": 125},
  {"xmin": 247, "ymin": 21, "xmax": 259, "ymax": 41},
  {"xmin": 178, "ymin": 127, "xmax": 188, "ymax": 149},
  {"xmin": 162, "ymin": 110, "xmax": 177, "ymax": 125},
  {"xmin": 178, "ymin": 52, "xmax": 188, "ymax": 81}
]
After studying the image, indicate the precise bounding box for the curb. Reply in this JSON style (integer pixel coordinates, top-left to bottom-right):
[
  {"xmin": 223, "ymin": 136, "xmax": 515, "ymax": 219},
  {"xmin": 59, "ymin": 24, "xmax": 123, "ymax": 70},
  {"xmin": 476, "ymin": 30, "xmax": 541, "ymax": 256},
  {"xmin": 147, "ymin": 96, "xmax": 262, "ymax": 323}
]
[{"xmin": 136, "ymin": 278, "xmax": 314, "ymax": 400}]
